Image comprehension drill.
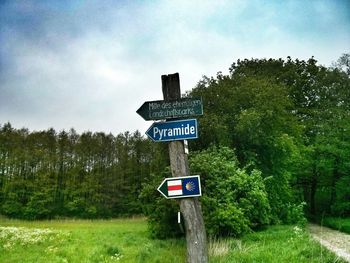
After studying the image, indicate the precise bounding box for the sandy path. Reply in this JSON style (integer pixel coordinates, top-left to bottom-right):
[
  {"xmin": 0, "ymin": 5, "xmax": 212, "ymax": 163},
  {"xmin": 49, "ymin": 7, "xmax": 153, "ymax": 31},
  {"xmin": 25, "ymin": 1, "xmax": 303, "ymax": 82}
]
[{"xmin": 308, "ymin": 224, "xmax": 350, "ymax": 262}]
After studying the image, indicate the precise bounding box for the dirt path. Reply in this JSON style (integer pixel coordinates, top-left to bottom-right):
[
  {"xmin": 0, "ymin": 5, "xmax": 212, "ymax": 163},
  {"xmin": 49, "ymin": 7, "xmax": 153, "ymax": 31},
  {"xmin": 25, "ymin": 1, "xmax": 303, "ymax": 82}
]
[{"xmin": 308, "ymin": 224, "xmax": 350, "ymax": 262}]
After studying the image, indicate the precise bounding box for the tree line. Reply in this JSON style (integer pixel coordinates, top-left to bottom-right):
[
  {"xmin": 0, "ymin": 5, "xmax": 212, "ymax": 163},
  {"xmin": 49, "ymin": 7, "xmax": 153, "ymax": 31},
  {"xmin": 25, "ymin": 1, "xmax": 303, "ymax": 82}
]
[{"xmin": 0, "ymin": 126, "xmax": 168, "ymax": 219}]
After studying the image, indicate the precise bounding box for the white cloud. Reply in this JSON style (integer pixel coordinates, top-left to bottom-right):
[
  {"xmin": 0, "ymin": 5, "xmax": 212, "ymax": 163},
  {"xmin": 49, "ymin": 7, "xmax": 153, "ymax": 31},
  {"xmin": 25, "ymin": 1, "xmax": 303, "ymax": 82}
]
[{"xmin": 1, "ymin": 0, "xmax": 349, "ymax": 134}]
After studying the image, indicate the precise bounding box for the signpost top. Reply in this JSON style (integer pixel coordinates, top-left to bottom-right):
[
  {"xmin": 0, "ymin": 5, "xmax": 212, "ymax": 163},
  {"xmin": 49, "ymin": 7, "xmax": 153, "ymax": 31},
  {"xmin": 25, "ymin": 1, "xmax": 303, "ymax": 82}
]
[{"xmin": 136, "ymin": 97, "xmax": 203, "ymax": 121}]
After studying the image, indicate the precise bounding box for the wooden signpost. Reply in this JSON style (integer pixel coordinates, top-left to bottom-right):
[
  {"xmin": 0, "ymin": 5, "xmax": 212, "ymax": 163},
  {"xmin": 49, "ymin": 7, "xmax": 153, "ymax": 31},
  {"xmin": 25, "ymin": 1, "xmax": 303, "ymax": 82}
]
[
  {"xmin": 137, "ymin": 73, "xmax": 208, "ymax": 263},
  {"xmin": 162, "ymin": 73, "xmax": 208, "ymax": 263}
]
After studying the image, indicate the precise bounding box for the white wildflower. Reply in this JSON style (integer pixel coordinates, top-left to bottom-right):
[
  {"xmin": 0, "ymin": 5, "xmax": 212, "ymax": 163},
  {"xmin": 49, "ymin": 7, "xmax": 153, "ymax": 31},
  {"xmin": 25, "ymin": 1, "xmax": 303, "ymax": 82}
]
[
  {"xmin": 110, "ymin": 253, "xmax": 123, "ymax": 261},
  {"xmin": 0, "ymin": 226, "xmax": 69, "ymax": 247},
  {"xmin": 293, "ymin": 226, "xmax": 303, "ymax": 236},
  {"xmin": 3, "ymin": 242, "xmax": 12, "ymax": 250}
]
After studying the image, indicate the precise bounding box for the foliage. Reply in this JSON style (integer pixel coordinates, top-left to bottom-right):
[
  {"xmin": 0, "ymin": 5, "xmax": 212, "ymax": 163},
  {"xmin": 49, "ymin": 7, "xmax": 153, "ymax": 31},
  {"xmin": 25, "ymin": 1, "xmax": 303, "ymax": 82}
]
[
  {"xmin": 24, "ymin": 191, "xmax": 55, "ymax": 220},
  {"xmin": 322, "ymin": 217, "xmax": 350, "ymax": 235},
  {"xmin": 331, "ymin": 176, "xmax": 350, "ymax": 217},
  {"xmin": 189, "ymin": 54, "xmax": 350, "ymax": 222},
  {"xmin": 190, "ymin": 146, "xmax": 270, "ymax": 236},
  {"xmin": 141, "ymin": 147, "xmax": 271, "ymax": 238},
  {"xmin": 0, "ymin": 125, "xmax": 168, "ymax": 219},
  {"xmin": 189, "ymin": 69, "xmax": 302, "ymax": 223},
  {"xmin": 284, "ymin": 202, "xmax": 307, "ymax": 227}
]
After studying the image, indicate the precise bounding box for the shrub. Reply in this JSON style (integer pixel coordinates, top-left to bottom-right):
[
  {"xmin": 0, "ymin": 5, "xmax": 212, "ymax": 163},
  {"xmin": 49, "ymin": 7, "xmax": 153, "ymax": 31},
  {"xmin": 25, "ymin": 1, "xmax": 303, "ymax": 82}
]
[
  {"xmin": 331, "ymin": 176, "xmax": 350, "ymax": 217},
  {"xmin": 141, "ymin": 146, "xmax": 271, "ymax": 238},
  {"xmin": 190, "ymin": 146, "xmax": 271, "ymax": 236},
  {"xmin": 1, "ymin": 193, "xmax": 23, "ymax": 218},
  {"xmin": 322, "ymin": 217, "xmax": 350, "ymax": 234},
  {"xmin": 284, "ymin": 202, "xmax": 307, "ymax": 227},
  {"xmin": 24, "ymin": 191, "xmax": 54, "ymax": 220}
]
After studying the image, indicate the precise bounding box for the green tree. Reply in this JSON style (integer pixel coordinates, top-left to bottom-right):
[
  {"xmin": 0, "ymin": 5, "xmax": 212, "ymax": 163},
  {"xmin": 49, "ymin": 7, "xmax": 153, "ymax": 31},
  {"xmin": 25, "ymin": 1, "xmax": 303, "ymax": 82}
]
[{"xmin": 190, "ymin": 68, "xmax": 302, "ymax": 222}]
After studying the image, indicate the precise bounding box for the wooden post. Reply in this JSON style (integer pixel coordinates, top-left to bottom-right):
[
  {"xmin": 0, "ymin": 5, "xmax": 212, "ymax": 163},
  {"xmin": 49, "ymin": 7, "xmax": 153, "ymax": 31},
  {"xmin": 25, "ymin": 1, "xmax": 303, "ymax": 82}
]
[{"xmin": 162, "ymin": 73, "xmax": 208, "ymax": 263}]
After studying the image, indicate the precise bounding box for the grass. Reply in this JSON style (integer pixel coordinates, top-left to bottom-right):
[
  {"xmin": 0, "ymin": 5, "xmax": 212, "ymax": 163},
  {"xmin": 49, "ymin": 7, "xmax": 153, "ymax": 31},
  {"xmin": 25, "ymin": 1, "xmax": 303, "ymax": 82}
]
[
  {"xmin": 209, "ymin": 225, "xmax": 346, "ymax": 263},
  {"xmin": 322, "ymin": 217, "xmax": 350, "ymax": 234},
  {"xmin": 0, "ymin": 218, "xmax": 345, "ymax": 263},
  {"xmin": 0, "ymin": 218, "xmax": 185, "ymax": 263}
]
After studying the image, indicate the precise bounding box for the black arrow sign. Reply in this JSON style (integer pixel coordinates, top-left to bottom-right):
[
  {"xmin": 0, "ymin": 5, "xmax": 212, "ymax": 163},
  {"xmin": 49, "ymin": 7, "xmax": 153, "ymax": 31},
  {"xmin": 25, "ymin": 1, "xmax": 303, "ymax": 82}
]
[{"xmin": 136, "ymin": 97, "xmax": 203, "ymax": 121}]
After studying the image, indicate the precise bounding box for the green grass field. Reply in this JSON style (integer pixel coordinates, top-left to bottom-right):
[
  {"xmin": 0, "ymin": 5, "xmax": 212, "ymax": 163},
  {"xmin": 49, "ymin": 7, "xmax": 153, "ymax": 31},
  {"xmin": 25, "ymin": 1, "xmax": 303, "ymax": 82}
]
[
  {"xmin": 322, "ymin": 217, "xmax": 350, "ymax": 234},
  {"xmin": 0, "ymin": 218, "xmax": 345, "ymax": 263}
]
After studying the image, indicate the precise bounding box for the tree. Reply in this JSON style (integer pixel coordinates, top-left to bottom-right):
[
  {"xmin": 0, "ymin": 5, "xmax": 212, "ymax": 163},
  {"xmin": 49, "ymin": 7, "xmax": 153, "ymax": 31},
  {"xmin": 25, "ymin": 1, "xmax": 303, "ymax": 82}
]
[
  {"xmin": 189, "ymin": 55, "xmax": 350, "ymax": 220},
  {"xmin": 333, "ymin": 53, "xmax": 350, "ymax": 75},
  {"xmin": 190, "ymin": 68, "xmax": 302, "ymax": 222}
]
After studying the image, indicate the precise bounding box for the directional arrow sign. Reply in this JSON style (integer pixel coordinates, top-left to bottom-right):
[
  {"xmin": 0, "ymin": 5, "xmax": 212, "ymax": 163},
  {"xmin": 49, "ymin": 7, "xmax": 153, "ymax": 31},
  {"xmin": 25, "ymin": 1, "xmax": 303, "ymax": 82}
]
[
  {"xmin": 137, "ymin": 97, "xmax": 203, "ymax": 121},
  {"xmin": 146, "ymin": 119, "xmax": 198, "ymax": 142},
  {"xmin": 157, "ymin": 175, "xmax": 202, "ymax": 199}
]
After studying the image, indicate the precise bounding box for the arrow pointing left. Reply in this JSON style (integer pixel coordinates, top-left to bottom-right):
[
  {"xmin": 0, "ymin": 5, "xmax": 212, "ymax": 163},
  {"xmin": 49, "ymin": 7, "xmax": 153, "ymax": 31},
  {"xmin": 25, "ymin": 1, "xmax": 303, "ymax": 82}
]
[
  {"xmin": 145, "ymin": 119, "xmax": 198, "ymax": 142},
  {"xmin": 136, "ymin": 98, "xmax": 203, "ymax": 121},
  {"xmin": 157, "ymin": 175, "xmax": 202, "ymax": 199}
]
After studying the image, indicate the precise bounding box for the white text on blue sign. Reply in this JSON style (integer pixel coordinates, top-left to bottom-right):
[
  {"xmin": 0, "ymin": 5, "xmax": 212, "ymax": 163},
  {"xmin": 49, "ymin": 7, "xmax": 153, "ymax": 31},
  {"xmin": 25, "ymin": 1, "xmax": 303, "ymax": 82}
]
[{"xmin": 146, "ymin": 119, "xmax": 198, "ymax": 142}]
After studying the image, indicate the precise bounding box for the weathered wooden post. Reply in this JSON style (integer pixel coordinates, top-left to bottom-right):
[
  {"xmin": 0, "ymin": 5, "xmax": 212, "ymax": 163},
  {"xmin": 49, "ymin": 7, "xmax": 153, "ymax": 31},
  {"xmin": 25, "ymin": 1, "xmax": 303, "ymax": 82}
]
[
  {"xmin": 162, "ymin": 73, "xmax": 208, "ymax": 263},
  {"xmin": 137, "ymin": 73, "xmax": 208, "ymax": 262}
]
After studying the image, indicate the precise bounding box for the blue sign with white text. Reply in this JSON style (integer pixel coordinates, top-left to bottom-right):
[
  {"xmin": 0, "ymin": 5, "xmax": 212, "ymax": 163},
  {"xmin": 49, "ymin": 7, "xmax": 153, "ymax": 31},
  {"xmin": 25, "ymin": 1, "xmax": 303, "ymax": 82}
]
[{"xmin": 146, "ymin": 119, "xmax": 198, "ymax": 142}]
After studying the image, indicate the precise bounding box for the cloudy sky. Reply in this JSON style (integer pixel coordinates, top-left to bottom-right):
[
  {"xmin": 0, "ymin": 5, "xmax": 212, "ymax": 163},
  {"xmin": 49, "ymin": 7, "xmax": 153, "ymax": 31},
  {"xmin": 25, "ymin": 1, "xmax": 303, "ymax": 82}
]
[{"xmin": 1, "ymin": 0, "xmax": 349, "ymax": 135}]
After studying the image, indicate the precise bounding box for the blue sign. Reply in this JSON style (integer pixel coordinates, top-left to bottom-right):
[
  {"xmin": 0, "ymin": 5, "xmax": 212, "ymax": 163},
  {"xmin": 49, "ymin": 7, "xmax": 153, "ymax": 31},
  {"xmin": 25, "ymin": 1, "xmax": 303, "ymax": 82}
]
[
  {"xmin": 146, "ymin": 119, "xmax": 198, "ymax": 142},
  {"xmin": 157, "ymin": 175, "xmax": 202, "ymax": 199}
]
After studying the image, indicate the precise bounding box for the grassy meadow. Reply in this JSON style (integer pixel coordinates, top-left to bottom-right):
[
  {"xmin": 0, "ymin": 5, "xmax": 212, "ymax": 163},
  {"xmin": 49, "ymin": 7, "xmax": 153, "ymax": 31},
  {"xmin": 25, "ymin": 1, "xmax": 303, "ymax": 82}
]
[
  {"xmin": 0, "ymin": 217, "xmax": 185, "ymax": 263},
  {"xmin": 0, "ymin": 217, "xmax": 345, "ymax": 263}
]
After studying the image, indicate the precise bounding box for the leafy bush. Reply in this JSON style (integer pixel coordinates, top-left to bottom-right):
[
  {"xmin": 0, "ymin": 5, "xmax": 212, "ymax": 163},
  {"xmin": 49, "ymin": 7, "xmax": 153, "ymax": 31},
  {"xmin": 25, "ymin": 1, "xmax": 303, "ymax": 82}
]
[
  {"xmin": 24, "ymin": 191, "xmax": 54, "ymax": 219},
  {"xmin": 1, "ymin": 192, "xmax": 23, "ymax": 218},
  {"xmin": 322, "ymin": 217, "xmax": 350, "ymax": 234},
  {"xmin": 141, "ymin": 146, "xmax": 271, "ymax": 238},
  {"xmin": 190, "ymin": 146, "xmax": 271, "ymax": 236},
  {"xmin": 284, "ymin": 202, "xmax": 307, "ymax": 227},
  {"xmin": 331, "ymin": 176, "xmax": 350, "ymax": 217},
  {"xmin": 65, "ymin": 197, "xmax": 99, "ymax": 218}
]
